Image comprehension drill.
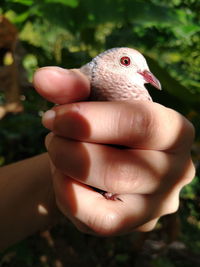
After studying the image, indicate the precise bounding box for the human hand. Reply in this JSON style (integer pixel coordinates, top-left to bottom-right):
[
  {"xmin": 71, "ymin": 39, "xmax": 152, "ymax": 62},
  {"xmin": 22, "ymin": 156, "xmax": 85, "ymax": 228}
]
[{"xmin": 33, "ymin": 67, "xmax": 195, "ymax": 236}]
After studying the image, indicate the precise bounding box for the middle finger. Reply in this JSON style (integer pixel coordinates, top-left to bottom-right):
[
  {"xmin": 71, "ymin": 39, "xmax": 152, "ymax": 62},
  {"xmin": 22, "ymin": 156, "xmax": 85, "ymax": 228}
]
[
  {"xmin": 47, "ymin": 134, "xmax": 190, "ymax": 195},
  {"xmin": 43, "ymin": 101, "xmax": 194, "ymax": 152}
]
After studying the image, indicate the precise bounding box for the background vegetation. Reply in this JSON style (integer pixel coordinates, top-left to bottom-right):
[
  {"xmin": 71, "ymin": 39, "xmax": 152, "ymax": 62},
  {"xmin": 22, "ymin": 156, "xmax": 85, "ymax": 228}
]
[{"xmin": 0, "ymin": 0, "xmax": 199, "ymax": 266}]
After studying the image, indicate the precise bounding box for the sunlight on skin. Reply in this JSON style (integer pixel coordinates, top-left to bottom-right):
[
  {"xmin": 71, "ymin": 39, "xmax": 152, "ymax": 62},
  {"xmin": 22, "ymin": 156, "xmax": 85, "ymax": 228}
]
[
  {"xmin": 33, "ymin": 67, "xmax": 195, "ymax": 237},
  {"xmin": 37, "ymin": 204, "xmax": 49, "ymax": 216}
]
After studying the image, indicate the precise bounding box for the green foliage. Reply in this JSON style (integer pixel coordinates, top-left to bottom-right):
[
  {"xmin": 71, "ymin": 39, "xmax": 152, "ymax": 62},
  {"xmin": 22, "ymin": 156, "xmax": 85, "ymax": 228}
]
[
  {"xmin": 181, "ymin": 176, "xmax": 200, "ymax": 200},
  {"xmin": 1, "ymin": 0, "xmax": 199, "ymax": 112},
  {"xmin": 0, "ymin": 0, "xmax": 200, "ymax": 265},
  {"xmin": 151, "ymin": 257, "xmax": 176, "ymax": 267}
]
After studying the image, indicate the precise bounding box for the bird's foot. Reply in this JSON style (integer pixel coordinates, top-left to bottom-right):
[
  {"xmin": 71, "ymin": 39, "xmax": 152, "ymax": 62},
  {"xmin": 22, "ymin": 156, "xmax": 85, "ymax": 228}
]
[
  {"xmin": 91, "ymin": 186, "xmax": 122, "ymax": 201},
  {"xmin": 102, "ymin": 192, "xmax": 122, "ymax": 201}
]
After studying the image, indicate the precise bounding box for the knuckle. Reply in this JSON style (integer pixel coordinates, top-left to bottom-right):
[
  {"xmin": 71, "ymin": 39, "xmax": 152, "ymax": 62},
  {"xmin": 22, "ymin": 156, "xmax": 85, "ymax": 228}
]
[
  {"xmin": 185, "ymin": 120, "xmax": 195, "ymax": 145},
  {"xmin": 129, "ymin": 105, "xmax": 155, "ymax": 145},
  {"xmin": 181, "ymin": 159, "xmax": 196, "ymax": 185},
  {"xmin": 168, "ymin": 203, "xmax": 179, "ymax": 214},
  {"xmin": 162, "ymin": 196, "xmax": 180, "ymax": 216},
  {"xmin": 189, "ymin": 122, "xmax": 195, "ymax": 139},
  {"xmin": 179, "ymin": 119, "xmax": 195, "ymax": 151},
  {"xmin": 135, "ymin": 219, "xmax": 159, "ymax": 232},
  {"xmin": 167, "ymin": 108, "xmax": 195, "ymax": 151},
  {"xmin": 189, "ymin": 160, "xmax": 196, "ymax": 180},
  {"xmin": 174, "ymin": 158, "xmax": 196, "ymax": 188},
  {"xmin": 116, "ymin": 103, "xmax": 155, "ymax": 146}
]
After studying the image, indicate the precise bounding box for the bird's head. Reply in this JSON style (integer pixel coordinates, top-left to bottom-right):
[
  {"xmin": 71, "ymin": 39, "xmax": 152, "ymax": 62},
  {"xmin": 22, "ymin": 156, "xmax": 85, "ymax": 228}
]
[
  {"xmin": 80, "ymin": 47, "xmax": 161, "ymax": 101},
  {"xmin": 92, "ymin": 47, "xmax": 161, "ymax": 90}
]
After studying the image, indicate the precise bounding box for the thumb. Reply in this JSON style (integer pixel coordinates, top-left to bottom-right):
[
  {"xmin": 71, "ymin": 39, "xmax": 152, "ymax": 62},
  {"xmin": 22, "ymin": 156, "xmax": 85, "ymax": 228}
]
[{"xmin": 33, "ymin": 67, "xmax": 90, "ymax": 104}]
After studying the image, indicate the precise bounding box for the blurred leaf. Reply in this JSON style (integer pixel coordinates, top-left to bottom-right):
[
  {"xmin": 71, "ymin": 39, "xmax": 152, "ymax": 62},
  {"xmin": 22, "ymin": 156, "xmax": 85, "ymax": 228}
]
[
  {"xmin": 115, "ymin": 253, "xmax": 129, "ymax": 263},
  {"xmin": 145, "ymin": 55, "xmax": 200, "ymax": 109},
  {"xmin": 152, "ymin": 257, "xmax": 176, "ymax": 267},
  {"xmin": 173, "ymin": 24, "xmax": 200, "ymax": 40},
  {"xmin": 44, "ymin": 0, "xmax": 78, "ymax": 8},
  {"xmin": 181, "ymin": 176, "xmax": 200, "ymax": 200},
  {"xmin": 23, "ymin": 54, "xmax": 38, "ymax": 81},
  {"xmin": 0, "ymin": 156, "xmax": 5, "ymax": 166},
  {"xmin": 12, "ymin": 0, "xmax": 34, "ymax": 6},
  {"xmin": 19, "ymin": 21, "xmax": 42, "ymax": 46}
]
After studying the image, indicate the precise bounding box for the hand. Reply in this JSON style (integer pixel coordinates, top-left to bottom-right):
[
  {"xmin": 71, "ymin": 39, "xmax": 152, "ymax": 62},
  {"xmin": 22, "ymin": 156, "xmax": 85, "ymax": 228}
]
[{"xmin": 34, "ymin": 67, "xmax": 195, "ymax": 236}]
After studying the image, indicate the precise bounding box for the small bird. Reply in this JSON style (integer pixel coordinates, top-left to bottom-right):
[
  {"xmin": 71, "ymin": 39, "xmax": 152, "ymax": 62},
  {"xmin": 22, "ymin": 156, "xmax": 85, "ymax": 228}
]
[{"xmin": 80, "ymin": 47, "xmax": 161, "ymax": 200}]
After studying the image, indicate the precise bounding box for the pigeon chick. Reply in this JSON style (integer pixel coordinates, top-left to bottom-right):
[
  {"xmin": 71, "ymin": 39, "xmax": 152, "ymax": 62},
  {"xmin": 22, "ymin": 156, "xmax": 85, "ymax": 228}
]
[{"xmin": 80, "ymin": 47, "xmax": 161, "ymax": 200}]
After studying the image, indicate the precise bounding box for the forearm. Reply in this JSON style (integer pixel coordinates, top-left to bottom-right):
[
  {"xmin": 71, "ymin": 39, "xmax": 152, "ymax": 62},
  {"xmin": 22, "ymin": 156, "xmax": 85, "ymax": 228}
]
[{"xmin": 0, "ymin": 153, "xmax": 60, "ymax": 251}]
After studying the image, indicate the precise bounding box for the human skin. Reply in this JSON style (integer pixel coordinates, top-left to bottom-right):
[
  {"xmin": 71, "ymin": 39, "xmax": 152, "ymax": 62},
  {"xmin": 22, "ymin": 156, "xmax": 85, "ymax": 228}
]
[
  {"xmin": 33, "ymin": 66, "xmax": 195, "ymax": 236},
  {"xmin": 0, "ymin": 66, "xmax": 194, "ymax": 252},
  {"xmin": 0, "ymin": 153, "xmax": 60, "ymax": 251}
]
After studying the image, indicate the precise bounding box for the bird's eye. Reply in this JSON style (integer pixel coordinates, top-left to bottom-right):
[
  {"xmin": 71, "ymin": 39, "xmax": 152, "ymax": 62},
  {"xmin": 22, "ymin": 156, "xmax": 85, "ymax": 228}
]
[{"xmin": 120, "ymin": 56, "xmax": 131, "ymax": 66}]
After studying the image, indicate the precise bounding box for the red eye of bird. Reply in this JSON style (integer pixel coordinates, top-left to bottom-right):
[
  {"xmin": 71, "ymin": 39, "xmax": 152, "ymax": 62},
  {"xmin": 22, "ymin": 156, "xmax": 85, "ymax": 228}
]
[{"xmin": 120, "ymin": 56, "xmax": 131, "ymax": 66}]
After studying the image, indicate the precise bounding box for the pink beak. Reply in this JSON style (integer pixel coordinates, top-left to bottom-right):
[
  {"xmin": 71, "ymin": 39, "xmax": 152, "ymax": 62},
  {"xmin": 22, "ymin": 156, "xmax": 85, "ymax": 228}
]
[{"xmin": 138, "ymin": 70, "xmax": 162, "ymax": 90}]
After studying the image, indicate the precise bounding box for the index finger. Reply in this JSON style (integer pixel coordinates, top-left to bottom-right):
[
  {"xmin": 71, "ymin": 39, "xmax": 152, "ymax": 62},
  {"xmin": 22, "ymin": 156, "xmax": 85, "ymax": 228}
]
[
  {"xmin": 33, "ymin": 67, "xmax": 90, "ymax": 104},
  {"xmin": 43, "ymin": 101, "xmax": 195, "ymax": 152}
]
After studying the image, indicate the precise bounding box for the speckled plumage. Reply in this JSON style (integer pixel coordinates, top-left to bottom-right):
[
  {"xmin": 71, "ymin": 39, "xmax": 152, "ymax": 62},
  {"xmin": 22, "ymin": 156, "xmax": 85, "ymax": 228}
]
[
  {"xmin": 80, "ymin": 47, "xmax": 161, "ymax": 102},
  {"xmin": 80, "ymin": 47, "xmax": 161, "ymax": 200}
]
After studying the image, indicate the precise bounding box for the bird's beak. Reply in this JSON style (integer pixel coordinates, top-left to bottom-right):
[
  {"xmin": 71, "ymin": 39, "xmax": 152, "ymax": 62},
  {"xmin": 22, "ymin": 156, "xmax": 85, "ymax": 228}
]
[{"xmin": 138, "ymin": 70, "xmax": 162, "ymax": 90}]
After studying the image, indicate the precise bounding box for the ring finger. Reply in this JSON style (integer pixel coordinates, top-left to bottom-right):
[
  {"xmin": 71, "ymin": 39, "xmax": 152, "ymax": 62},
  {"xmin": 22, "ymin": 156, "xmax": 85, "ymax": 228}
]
[{"xmin": 47, "ymin": 134, "xmax": 191, "ymax": 195}]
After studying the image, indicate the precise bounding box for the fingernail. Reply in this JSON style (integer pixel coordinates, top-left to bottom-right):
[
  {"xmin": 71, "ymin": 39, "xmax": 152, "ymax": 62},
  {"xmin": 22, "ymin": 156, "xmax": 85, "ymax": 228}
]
[
  {"xmin": 42, "ymin": 110, "xmax": 56, "ymax": 129},
  {"xmin": 33, "ymin": 67, "xmax": 70, "ymax": 92},
  {"xmin": 45, "ymin": 132, "xmax": 54, "ymax": 150}
]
